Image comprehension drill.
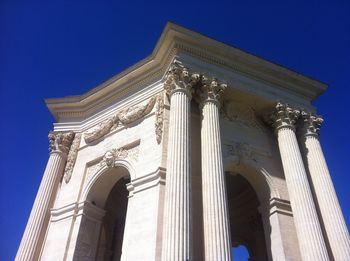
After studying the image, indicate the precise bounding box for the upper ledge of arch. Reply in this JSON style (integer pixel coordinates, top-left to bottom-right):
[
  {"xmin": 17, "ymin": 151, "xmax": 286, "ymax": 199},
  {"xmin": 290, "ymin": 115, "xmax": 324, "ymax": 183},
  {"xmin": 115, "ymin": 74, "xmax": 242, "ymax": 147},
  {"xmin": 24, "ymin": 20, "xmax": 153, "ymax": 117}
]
[{"xmin": 45, "ymin": 22, "xmax": 327, "ymax": 122}]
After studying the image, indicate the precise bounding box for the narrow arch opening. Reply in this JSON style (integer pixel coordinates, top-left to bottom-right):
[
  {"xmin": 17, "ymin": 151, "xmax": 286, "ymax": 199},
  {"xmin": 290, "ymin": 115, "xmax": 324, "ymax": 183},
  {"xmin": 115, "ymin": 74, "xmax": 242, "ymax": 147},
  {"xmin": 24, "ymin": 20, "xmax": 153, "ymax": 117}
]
[
  {"xmin": 96, "ymin": 177, "xmax": 129, "ymax": 260},
  {"xmin": 226, "ymin": 173, "xmax": 268, "ymax": 261}
]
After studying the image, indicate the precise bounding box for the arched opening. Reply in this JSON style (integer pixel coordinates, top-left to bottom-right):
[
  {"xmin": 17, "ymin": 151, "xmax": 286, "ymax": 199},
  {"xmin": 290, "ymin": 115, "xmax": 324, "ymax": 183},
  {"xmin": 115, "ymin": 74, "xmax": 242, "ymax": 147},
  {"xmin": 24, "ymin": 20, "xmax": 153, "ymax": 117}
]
[
  {"xmin": 74, "ymin": 164, "xmax": 132, "ymax": 261},
  {"xmin": 226, "ymin": 173, "xmax": 268, "ymax": 261},
  {"xmin": 96, "ymin": 177, "xmax": 129, "ymax": 260}
]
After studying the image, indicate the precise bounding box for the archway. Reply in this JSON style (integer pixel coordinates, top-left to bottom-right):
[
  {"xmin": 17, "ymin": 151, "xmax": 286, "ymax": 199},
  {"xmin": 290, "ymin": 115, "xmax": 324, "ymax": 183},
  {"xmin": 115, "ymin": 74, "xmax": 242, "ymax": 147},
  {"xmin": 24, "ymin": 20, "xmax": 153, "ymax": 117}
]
[
  {"xmin": 74, "ymin": 164, "xmax": 132, "ymax": 260},
  {"xmin": 226, "ymin": 173, "xmax": 268, "ymax": 261}
]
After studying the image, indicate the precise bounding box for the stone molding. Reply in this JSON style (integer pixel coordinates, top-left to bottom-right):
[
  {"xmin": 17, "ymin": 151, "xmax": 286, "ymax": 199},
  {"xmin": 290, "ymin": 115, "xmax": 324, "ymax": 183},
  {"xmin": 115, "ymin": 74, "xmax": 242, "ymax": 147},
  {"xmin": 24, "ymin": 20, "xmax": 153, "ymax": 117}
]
[
  {"xmin": 126, "ymin": 167, "xmax": 166, "ymax": 197},
  {"xmin": 48, "ymin": 131, "xmax": 75, "ymax": 155},
  {"xmin": 300, "ymin": 111, "xmax": 323, "ymax": 138},
  {"xmin": 259, "ymin": 198, "xmax": 293, "ymax": 217},
  {"xmin": 63, "ymin": 133, "xmax": 82, "ymax": 183},
  {"xmin": 270, "ymin": 102, "xmax": 300, "ymax": 132},
  {"xmin": 164, "ymin": 59, "xmax": 200, "ymax": 98},
  {"xmin": 83, "ymin": 96, "xmax": 156, "ymax": 144},
  {"xmin": 155, "ymin": 92, "xmax": 165, "ymax": 144}
]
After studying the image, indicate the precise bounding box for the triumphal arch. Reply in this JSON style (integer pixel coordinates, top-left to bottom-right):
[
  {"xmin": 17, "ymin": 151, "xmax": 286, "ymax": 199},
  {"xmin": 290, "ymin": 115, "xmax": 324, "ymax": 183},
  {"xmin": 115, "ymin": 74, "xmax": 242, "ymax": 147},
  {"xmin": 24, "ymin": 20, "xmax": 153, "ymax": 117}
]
[{"xmin": 16, "ymin": 23, "xmax": 350, "ymax": 261}]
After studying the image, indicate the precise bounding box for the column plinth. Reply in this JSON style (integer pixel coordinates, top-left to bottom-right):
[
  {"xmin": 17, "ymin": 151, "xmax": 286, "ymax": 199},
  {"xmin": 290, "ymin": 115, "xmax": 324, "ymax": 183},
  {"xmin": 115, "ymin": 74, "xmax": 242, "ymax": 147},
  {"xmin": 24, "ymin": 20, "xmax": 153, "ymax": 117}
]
[
  {"xmin": 16, "ymin": 132, "xmax": 74, "ymax": 261},
  {"xmin": 300, "ymin": 112, "xmax": 350, "ymax": 260},
  {"xmin": 161, "ymin": 61, "xmax": 199, "ymax": 261},
  {"xmin": 271, "ymin": 103, "xmax": 329, "ymax": 261},
  {"xmin": 199, "ymin": 77, "xmax": 232, "ymax": 261}
]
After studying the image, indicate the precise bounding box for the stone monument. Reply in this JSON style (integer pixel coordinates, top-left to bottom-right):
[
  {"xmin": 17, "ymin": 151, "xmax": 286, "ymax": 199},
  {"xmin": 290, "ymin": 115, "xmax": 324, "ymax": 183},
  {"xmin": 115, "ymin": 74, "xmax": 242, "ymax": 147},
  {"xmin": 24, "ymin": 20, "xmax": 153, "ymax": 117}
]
[{"xmin": 16, "ymin": 23, "xmax": 350, "ymax": 261}]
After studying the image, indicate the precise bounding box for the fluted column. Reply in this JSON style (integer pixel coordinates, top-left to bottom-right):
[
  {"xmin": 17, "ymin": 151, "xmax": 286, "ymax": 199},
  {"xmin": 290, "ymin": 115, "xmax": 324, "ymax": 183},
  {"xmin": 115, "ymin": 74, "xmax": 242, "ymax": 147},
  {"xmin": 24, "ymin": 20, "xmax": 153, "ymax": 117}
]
[
  {"xmin": 161, "ymin": 61, "xmax": 199, "ymax": 261},
  {"xmin": 299, "ymin": 112, "xmax": 350, "ymax": 260},
  {"xmin": 271, "ymin": 103, "xmax": 329, "ymax": 261},
  {"xmin": 199, "ymin": 76, "xmax": 232, "ymax": 261},
  {"xmin": 16, "ymin": 131, "xmax": 74, "ymax": 261}
]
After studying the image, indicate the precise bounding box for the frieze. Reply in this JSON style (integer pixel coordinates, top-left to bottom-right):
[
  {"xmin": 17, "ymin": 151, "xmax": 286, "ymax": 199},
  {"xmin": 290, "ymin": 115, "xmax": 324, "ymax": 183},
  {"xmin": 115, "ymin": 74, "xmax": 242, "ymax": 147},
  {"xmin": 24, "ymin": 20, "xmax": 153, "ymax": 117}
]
[
  {"xmin": 63, "ymin": 133, "xmax": 82, "ymax": 183},
  {"xmin": 223, "ymin": 140, "xmax": 271, "ymax": 165},
  {"xmin": 222, "ymin": 101, "xmax": 267, "ymax": 132}
]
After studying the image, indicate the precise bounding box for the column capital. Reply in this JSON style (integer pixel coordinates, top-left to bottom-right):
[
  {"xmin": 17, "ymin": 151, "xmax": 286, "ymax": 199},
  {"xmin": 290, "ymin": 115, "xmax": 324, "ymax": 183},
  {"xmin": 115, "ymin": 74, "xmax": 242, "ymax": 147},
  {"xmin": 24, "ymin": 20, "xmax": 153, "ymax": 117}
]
[
  {"xmin": 270, "ymin": 102, "xmax": 300, "ymax": 132},
  {"xmin": 300, "ymin": 111, "xmax": 323, "ymax": 138},
  {"xmin": 164, "ymin": 60, "xmax": 200, "ymax": 98},
  {"xmin": 197, "ymin": 75, "xmax": 227, "ymax": 107},
  {"xmin": 48, "ymin": 131, "xmax": 75, "ymax": 155}
]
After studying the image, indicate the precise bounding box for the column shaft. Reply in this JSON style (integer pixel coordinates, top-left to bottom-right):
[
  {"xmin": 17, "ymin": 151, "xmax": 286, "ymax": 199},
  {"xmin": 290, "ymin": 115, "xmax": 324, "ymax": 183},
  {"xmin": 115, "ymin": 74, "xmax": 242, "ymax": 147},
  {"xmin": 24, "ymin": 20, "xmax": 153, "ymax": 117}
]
[
  {"xmin": 16, "ymin": 151, "xmax": 67, "ymax": 261},
  {"xmin": 304, "ymin": 134, "xmax": 350, "ymax": 260},
  {"xmin": 277, "ymin": 127, "xmax": 329, "ymax": 260},
  {"xmin": 162, "ymin": 91, "xmax": 192, "ymax": 261},
  {"xmin": 201, "ymin": 101, "xmax": 231, "ymax": 261}
]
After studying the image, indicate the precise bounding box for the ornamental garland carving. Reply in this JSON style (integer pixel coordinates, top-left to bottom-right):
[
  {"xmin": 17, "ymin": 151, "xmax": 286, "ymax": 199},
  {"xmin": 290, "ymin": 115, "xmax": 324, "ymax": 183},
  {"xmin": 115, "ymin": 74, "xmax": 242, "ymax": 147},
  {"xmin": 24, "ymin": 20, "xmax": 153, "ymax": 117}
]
[
  {"xmin": 155, "ymin": 92, "xmax": 164, "ymax": 144},
  {"xmin": 48, "ymin": 131, "xmax": 75, "ymax": 154},
  {"xmin": 300, "ymin": 111, "xmax": 323, "ymax": 137},
  {"xmin": 63, "ymin": 133, "xmax": 82, "ymax": 183},
  {"xmin": 83, "ymin": 97, "xmax": 156, "ymax": 144},
  {"xmin": 118, "ymin": 96, "xmax": 156, "ymax": 125},
  {"xmin": 84, "ymin": 117, "xmax": 118, "ymax": 144}
]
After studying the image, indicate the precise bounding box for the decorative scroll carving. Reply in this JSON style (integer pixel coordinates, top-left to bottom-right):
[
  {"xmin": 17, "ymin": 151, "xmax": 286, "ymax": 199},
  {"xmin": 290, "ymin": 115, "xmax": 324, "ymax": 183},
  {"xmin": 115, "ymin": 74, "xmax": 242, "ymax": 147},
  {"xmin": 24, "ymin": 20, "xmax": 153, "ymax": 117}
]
[
  {"xmin": 83, "ymin": 97, "xmax": 157, "ymax": 144},
  {"xmin": 164, "ymin": 60, "xmax": 200, "ymax": 97},
  {"xmin": 270, "ymin": 102, "xmax": 300, "ymax": 131},
  {"xmin": 300, "ymin": 111, "xmax": 323, "ymax": 137},
  {"xmin": 48, "ymin": 131, "xmax": 75, "ymax": 155},
  {"xmin": 63, "ymin": 133, "xmax": 82, "ymax": 183},
  {"xmin": 196, "ymin": 75, "xmax": 227, "ymax": 106},
  {"xmin": 118, "ymin": 96, "xmax": 156, "ymax": 125},
  {"xmin": 155, "ymin": 92, "xmax": 164, "ymax": 144},
  {"xmin": 84, "ymin": 117, "xmax": 118, "ymax": 144},
  {"xmin": 222, "ymin": 101, "xmax": 266, "ymax": 132}
]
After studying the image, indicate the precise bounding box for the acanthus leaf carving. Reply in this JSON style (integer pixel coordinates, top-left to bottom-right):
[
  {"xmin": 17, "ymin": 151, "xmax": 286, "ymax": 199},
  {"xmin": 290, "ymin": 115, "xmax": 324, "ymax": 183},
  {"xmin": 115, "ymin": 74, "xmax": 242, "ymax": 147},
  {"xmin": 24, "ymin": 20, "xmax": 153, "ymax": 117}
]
[
  {"xmin": 63, "ymin": 133, "xmax": 82, "ymax": 183},
  {"xmin": 270, "ymin": 102, "xmax": 300, "ymax": 131},
  {"xmin": 300, "ymin": 111, "xmax": 323, "ymax": 138},
  {"xmin": 155, "ymin": 92, "xmax": 165, "ymax": 144},
  {"xmin": 164, "ymin": 60, "xmax": 200, "ymax": 97},
  {"xmin": 48, "ymin": 131, "xmax": 75, "ymax": 155}
]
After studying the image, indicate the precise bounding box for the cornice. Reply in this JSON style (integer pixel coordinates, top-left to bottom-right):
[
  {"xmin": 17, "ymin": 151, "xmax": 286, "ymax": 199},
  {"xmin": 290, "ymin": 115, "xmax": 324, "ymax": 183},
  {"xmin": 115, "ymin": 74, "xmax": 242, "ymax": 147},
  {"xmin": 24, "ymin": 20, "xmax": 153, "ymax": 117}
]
[{"xmin": 46, "ymin": 22, "xmax": 327, "ymax": 123}]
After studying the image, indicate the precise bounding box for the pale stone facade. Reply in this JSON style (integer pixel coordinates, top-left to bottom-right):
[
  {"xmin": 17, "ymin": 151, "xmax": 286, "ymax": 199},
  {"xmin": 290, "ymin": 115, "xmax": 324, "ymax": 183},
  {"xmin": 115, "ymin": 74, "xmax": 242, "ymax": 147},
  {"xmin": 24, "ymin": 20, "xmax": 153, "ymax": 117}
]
[{"xmin": 16, "ymin": 23, "xmax": 349, "ymax": 261}]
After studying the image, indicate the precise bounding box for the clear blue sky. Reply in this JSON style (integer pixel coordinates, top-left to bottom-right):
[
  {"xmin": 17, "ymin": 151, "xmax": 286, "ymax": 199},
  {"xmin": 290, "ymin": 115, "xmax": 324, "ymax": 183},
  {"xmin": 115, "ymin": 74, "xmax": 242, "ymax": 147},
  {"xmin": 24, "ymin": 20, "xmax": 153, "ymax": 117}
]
[{"xmin": 1, "ymin": 1, "xmax": 349, "ymax": 260}]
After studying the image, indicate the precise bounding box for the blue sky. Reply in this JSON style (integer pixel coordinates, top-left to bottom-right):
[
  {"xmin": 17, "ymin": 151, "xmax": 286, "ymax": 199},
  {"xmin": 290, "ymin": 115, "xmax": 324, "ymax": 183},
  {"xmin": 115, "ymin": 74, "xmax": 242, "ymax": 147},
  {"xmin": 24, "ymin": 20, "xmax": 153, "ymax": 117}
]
[{"xmin": 1, "ymin": 1, "xmax": 349, "ymax": 260}]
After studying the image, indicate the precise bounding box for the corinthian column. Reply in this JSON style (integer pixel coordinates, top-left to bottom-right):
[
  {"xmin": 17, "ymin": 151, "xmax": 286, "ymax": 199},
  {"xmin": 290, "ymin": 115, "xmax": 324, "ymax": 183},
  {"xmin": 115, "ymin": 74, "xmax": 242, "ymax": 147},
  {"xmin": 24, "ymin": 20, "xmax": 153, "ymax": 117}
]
[
  {"xmin": 199, "ymin": 76, "xmax": 232, "ymax": 261},
  {"xmin": 271, "ymin": 103, "xmax": 329, "ymax": 261},
  {"xmin": 161, "ymin": 61, "xmax": 199, "ymax": 261},
  {"xmin": 299, "ymin": 112, "xmax": 350, "ymax": 260},
  {"xmin": 16, "ymin": 131, "xmax": 74, "ymax": 261}
]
